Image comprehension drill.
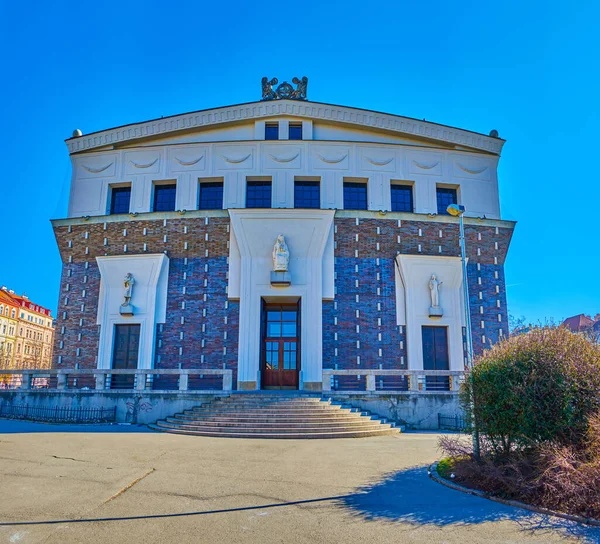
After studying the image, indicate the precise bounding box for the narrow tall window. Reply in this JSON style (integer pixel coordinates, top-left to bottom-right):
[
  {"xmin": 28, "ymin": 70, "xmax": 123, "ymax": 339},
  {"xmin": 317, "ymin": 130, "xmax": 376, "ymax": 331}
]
[
  {"xmin": 294, "ymin": 181, "xmax": 320, "ymax": 209},
  {"xmin": 265, "ymin": 123, "xmax": 279, "ymax": 140},
  {"xmin": 343, "ymin": 182, "xmax": 368, "ymax": 210},
  {"xmin": 289, "ymin": 123, "xmax": 302, "ymax": 140},
  {"xmin": 436, "ymin": 187, "xmax": 458, "ymax": 215},
  {"xmin": 110, "ymin": 186, "xmax": 131, "ymax": 214},
  {"xmin": 198, "ymin": 182, "xmax": 223, "ymax": 210},
  {"xmin": 246, "ymin": 181, "xmax": 272, "ymax": 208},
  {"xmin": 153, "ymin": 184, "xmax": 177, "ymax": 212},
  {"xmin": 391, "ymin": 185, "xmax": 413, "ymax": 212}
]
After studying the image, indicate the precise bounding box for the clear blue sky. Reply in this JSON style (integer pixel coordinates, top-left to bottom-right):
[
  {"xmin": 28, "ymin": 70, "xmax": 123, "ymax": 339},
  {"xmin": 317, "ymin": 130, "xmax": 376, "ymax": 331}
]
[{"xmin": 1, "ymin": 1, "xmax": 598, "ymax": 324}]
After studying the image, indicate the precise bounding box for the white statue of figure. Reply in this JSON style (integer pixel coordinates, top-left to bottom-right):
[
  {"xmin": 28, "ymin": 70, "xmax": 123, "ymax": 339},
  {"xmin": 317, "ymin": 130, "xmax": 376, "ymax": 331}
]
[
  {"xmin": 429, "ymin": 274, "xmax": 442, "ymax": 308},
  {"xmin": 272, "ymin": 234, "xmax": 290, "ymax": 272},
  {"xmin": 122, "ymin": 273, "xmax": 135, "ymax": 306}
]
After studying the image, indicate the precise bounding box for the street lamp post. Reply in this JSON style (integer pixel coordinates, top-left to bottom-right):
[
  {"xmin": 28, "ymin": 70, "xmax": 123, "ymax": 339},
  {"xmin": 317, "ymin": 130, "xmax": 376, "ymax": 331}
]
[{"xmin": 447, "ymin": 203, "xmax": 480, "ymax": 459}]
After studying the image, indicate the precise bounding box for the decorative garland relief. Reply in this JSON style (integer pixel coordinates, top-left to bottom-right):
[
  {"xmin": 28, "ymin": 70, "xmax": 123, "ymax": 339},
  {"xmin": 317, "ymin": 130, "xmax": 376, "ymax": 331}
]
[{"xmin": 81, "ymin": 162, "xmax": 113, "ymax": 174}]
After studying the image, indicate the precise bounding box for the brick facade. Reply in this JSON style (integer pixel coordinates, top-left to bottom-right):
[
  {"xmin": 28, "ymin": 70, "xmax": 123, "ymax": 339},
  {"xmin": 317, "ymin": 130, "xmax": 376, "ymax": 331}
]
[
  {"xmin": 323, "ymin": 216, "xmax": 513, "ymax": 383},
  {"xmin": 52, "ymin": 215, "xmax": 239, "ymax": 385},
  {"xmin": 52, "ymin": 212, "xmax": 513, "ymax": 388}
]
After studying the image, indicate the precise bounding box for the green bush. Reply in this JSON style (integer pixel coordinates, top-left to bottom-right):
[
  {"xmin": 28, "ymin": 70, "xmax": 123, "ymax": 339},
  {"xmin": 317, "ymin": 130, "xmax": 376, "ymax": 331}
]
[{"xmin": 462, "ymin": 326, "xmax": 600, "ymax": 456}]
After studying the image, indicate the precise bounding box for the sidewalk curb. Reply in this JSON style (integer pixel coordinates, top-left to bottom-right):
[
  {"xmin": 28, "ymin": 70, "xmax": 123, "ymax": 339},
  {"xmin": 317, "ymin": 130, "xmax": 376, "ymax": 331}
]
[{"xmin": 428, "ymin": 461, "xmax": 600, "ymax": 528}]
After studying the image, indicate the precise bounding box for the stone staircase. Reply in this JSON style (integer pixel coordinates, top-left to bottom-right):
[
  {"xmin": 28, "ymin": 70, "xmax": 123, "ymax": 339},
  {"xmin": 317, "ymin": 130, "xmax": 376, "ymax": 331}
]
[{"xmin": 149, "ymin": 393, "xmax": 400, "ymax": 439}]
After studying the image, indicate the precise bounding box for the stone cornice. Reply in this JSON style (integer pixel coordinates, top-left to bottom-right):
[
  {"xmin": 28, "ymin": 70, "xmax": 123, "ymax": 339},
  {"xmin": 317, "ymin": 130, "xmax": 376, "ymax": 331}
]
[
  {"xmin": 51, "ymin": 209, "xmax": 516, "ymax": 230},
  {"xmin": 65, "ymin": 100, "xmax": 505, "ymax": 156}
]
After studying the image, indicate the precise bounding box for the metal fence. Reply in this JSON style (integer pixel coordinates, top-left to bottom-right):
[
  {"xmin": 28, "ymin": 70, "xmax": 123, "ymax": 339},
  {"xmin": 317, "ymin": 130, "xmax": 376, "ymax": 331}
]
[
  {"xmin": 0, "ymin": 404, "xmax": 117, "ymax": 423},
  {"xmin": 438, "ymin": 413, "xmax": 467, "ymax": 431}
]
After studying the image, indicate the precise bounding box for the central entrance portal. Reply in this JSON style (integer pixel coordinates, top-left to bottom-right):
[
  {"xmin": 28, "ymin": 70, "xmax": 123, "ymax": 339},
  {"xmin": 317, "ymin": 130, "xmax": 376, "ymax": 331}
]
[{"xmin": 261, "ymin": 301, "xmax": 300, "ymax": 389}]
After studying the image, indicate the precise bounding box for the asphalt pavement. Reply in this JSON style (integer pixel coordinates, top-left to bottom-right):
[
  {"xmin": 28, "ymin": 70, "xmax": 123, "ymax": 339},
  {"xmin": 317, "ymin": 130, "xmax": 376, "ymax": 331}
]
[{"xmin": 0, "ymin": 419, "xmax": 598, "ymax": 543}]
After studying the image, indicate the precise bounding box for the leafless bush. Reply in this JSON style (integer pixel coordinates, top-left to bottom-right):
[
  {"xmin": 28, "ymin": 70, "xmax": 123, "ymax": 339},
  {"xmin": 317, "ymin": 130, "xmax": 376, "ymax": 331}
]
[{"xmin": 439, "ymin": 414, "xmax": 600, "ymax": 519}]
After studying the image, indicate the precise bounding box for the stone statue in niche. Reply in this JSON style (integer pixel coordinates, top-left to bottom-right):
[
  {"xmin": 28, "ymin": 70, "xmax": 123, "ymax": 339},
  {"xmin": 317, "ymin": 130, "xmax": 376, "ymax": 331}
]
[
  {"xmin": 120, "ymin": 272, "xmax": 135, "ymax": 316},
  {"xmin": 428, "ymin": 274, "xmax": 443, "ymax": 317},
  {"xmin": 272, "ymin": 235, "xmax": 290, "ymax": 272}
]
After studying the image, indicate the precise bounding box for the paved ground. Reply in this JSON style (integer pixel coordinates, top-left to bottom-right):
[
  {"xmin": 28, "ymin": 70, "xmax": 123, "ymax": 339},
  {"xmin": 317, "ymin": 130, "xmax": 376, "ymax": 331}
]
[{"xmin": 0, "ymin": 419, "xmax": 599, "ymax": 544}]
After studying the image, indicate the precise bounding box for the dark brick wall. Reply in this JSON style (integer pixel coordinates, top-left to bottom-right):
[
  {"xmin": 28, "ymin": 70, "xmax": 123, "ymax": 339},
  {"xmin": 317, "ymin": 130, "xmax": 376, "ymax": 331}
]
[
  {"xmin": 52, "ymin": 213, "xmax": 513, "ymax": 381},
  {"xmin": 52, "ymin": 216, "xmax": 240, "ymax": 382},
  {"xmin": 324, "ymin": 216, "xmax": 513, "ymax": 372}
]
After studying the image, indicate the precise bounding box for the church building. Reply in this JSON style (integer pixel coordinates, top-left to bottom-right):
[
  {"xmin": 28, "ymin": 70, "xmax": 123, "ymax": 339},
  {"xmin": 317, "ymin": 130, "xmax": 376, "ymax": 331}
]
[{"xmin": 52, "ymin": 77, "xmax": 514, "ymax": 393}]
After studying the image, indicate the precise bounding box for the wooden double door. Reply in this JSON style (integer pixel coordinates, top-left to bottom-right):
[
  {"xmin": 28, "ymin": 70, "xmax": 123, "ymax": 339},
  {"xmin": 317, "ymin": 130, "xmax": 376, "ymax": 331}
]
[{"xmin": 261, "ymin": 302, "xmax": 300, "ymax": 389}]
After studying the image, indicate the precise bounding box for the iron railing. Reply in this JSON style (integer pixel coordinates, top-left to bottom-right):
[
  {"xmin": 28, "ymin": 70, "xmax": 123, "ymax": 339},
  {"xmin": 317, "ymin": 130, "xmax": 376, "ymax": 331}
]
[
  {"xmin": 438, "ymin": 413, "xmax": 467, "ymax": 431},
  {"xmin": 0, "ymin": 403, "xmax": 117, "ymax": 423}
]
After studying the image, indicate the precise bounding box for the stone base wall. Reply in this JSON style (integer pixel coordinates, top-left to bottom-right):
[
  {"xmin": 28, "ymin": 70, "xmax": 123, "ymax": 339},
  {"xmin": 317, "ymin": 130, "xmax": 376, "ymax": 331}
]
[
  {"xmin": 0, "ymin": 390, "xmax": 460, "ymax": 429},
  {"xmin": 329, "ymin": 393, "xmax": 462, "ymax": 430}
]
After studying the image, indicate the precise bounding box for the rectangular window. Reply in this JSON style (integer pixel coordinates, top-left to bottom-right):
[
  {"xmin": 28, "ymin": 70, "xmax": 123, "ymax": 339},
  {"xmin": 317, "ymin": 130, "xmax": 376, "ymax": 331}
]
[
  {"xmin": 198, "ymin": 181, "xmax": 223, "ymax": 210},
  {"xmin": 289, "ymin": 123, "xmax": 302, "ymax": 140},
  {"xmin": 153, "ymin": 184, "xmax": 177, "ymax": 212},
  {"xmin": 437, "ymin": 187, "xmax": 457, "ymax": 215},
  {"xmin": 294, "ymin": 180, "xmax": 320, "ymax": 209},
  {"xmin": 265, "ymin": 123, "xmax": 279, "ymax": 140},
  {"xmin": 343, "ymin": 182, "xmax": 368, "ymax": 210},
  {"xmin": 391, "ymin": 184, "xmax": 413, "ymax": 213},
  {"xmin": 246, "ymin": 180, "xmax": 272, "ymax": 208},
  {"xmin": 110, "ymin": 186, "xmax": 131, "ymax": 214}
]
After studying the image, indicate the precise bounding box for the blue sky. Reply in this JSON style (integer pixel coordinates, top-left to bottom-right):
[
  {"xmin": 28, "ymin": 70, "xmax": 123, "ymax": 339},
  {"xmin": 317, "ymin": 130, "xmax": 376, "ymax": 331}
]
[{"xmin": 0, "ymin": 0, "xmax": 597, "ymax": 323}]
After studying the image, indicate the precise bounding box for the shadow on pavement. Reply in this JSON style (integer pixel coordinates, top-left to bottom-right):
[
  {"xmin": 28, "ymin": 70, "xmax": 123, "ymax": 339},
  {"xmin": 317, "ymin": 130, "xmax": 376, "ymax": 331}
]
[
  {"xmin": 0, "ymin": 419, "xmax": 154, "ymax": 434},
  {"xmin": 340, "ymin": 466, "xmax": 600, "ymax": 542}
]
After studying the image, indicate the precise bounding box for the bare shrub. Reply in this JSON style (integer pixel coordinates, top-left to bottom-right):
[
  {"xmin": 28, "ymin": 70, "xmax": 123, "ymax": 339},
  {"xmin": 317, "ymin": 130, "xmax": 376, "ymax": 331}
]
[{"xmin": 537, "ymin": 414, "xmax": 600, "ymax": 519}]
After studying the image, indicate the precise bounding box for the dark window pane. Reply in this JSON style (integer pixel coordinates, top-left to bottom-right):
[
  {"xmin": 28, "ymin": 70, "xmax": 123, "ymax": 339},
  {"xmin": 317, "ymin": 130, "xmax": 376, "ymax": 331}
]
[
  {"xmin": 294, "ymin": 181, "xmax": 320, "ymax": 209},
  {"xmin": 265, "ymin": 124, "xmax": 279, "ymax": 140},
  {"xmin": 198, "ymin": 182, "xmax": 223, "ymax": 210},
  {"xmin": 267, "ymin": 310, "xmax": 281, "ymax": 321},
  {"xmin": 110, "ymin": 187, "xmax": 131, "ymax": 214},
  {"xmin": 343, "ymin": 182, "xmax": 368, "ymax": 210},
  {"xmin": 436, "ymin": 188, "xmax": 457, "ymax": 215},
  {"xmin": 289, "ymin": 124, "xmax": 302, "ymax": 140},
  {"xmin": 153, "ymin": 184, "xmax": 176, "ymax": 212},
  {"xmin": 246, "ymin": 181, "xmax": 271, "ymax": 208},
  {"xmin": 391, "ymin": 185, "xmax": 413, "ymax": 212},
  {"xmin": 267, "ymin": 323, "xmax": 281, "ymax": 337},
  {"xmin": 281, "ymin": 322, "xmax": 296, "ymax": 337}
]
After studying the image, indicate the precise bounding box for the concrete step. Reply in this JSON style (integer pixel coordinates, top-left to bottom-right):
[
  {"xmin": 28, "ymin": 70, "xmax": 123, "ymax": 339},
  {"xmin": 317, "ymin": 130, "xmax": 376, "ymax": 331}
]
[
  {"xmin": 162, "ymin": 418, "xmax": 390, "ymax": 430},
  {"xmin": 203, "ymin": 400, "xmax": 339, "ymax": 407},
  {"xmin": 212, "ymin": 401, "xmax": 333, "ymax": 408},
  {"xmin": 148, "ymin": 424, "xmax": 399, "ymax": 439},
  {"xmin": 151, "ymin": 394, "xmax": 396, "ymax": 440},
  {"xmin": 195, "ymin": 407, "xmax": 348, "ymax": 414},
  {"xmin": 170, "ymin": 413, "xmax": 377, "ymax": 423}
]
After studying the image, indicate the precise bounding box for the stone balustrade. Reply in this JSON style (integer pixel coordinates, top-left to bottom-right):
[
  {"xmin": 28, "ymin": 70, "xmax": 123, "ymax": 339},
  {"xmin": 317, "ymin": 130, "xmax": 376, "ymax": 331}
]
[
  {"xmin": 0, "ymin": 368, "xmax": 233, "ymax": 393},
  {"xmin": 322, "ymin": 369, "xmax": 464, "ymax": 393},
  {"xmin": 0, "ymin": 368, "xmax": 464, "ymax": 394}
]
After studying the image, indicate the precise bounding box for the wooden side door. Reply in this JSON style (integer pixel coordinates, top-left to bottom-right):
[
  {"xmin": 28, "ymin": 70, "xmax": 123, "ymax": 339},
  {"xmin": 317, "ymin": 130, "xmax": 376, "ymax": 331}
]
[
  {"xmin": 422, "ymin": 326, "xmax": 450, "ymax": 391},
  {"xmin": 111, "ymin": 324, "xmax": 140, "ymax": 389}
]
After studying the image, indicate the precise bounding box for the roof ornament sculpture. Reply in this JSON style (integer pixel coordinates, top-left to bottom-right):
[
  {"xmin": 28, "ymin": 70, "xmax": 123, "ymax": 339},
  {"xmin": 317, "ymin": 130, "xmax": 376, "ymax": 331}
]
[{"xmin": 261, "ymin": 76, "xmax": 308, "ymax": 101}]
